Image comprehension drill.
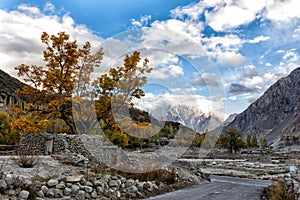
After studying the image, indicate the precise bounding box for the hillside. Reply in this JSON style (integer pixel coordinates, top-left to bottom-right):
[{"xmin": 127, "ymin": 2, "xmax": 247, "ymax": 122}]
[
  {"xmin": 224, "ymin": 67, "xmax": 300, "ymax": 148},
  {"xmin": 0, "ymin": 69, "xmax": 26, "ymax": 108},
  {"xmin": 0, "ymin": 69, "xmax": 25, "ymax": 95}
]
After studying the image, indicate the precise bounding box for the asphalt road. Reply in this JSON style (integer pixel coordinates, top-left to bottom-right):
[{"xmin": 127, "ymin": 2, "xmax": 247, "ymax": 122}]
[{"xmin": 147, "ymin": 175, "xmax": 272, "ymax": 200}]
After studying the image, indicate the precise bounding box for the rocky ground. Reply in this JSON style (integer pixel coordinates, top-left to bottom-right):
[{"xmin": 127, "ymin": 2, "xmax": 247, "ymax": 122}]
[{"xmin": 0, "ymin": 155, "xmax": 208, "ymax": 200}]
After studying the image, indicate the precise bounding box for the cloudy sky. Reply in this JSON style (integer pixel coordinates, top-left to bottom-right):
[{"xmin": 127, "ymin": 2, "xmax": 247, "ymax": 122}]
[{"xmin": 1, "ymin": 0, "xmax": 300, "ymax": 120}]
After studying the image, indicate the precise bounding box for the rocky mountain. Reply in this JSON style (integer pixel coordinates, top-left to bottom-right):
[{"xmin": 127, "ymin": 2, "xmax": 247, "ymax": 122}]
[
  {"xmin": 165, "ymin": 105, "xmax": 222, "ymax": 134},
  {"xmin": 223, "ymin": 113, "xmax": 238, "ymax": 126},
  {"xmin": 0, "ymin": 69, "xmax": 26, "ymax": 109},
  {"xmin": 224, "ymin": 67, "xmax": 300, "ymax": 147},
  {"xmin": 0, "ymin": 69, "xmax": 25, "ymax": 95}
]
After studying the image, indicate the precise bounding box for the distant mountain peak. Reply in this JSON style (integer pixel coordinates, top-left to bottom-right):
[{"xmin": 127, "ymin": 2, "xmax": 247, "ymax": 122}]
[{"xmin": 164, "ymin": 105, "xmax": 222, "ymax": 134}]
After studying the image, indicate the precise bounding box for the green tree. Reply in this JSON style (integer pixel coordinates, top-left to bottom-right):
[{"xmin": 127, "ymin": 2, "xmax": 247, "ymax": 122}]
[
  {"xmin": 219, "ymin": 128, "xmax": 245, "ymax": 154},
  {"xmin": 260, "ymin": 137, "xmax": 268, "ymax": 150},
  {"xmin": 0, "ymin": 112, "xmax": 20, "ymax": 145},
  {"xmin": 251, "ymin": 132, "xmax": 258, "ymax": 148},
  {"xmin": 246, "ymin": 133, "xmax": 251, "ymax": 148}
]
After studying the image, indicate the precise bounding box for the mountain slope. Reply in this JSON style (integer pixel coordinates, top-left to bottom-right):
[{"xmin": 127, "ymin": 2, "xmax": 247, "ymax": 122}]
[
  {"xmin": 0, "ymin": 69, "xmax": 27, "ymax": 108},
  {"xmin": 165, "ymin": 105, "xmax": 222, "ymax": 134},
  {"xmin": 0, "ymin": 69, "xmax": 26, "ymax": 96},
  {"xmin": 224, "ymin": 67, "xmax": 300, "ymax": 147}
]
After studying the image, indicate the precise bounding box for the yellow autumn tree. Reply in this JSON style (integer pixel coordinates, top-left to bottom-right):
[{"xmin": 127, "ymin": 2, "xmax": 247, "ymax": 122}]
[
  {"xmin": 14, "ymin": 32, "xmax": 152, "ymax": 144},
  {"xmin": 93, "ymin": 51, "xmax": 152, "ymax": 147},
  {"xmin": 15, "ymin": 32, "xmax": 103, "ymax": 134}
]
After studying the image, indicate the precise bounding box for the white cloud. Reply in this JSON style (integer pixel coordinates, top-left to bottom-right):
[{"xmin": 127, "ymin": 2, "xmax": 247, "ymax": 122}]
[
  {"xmin": 202, "ymin": 34, "xmax": 245, "ymax": 67},
  {"xmin": 149, "ymin": 19, "xmax": 203, "ymax": 43},
  {"xmin": 44, "ymin": 2, "xmax": 55, "ymax": 13},
  {"xmin": 236, "ymin": 0, "xmax": 267, "ymax": 13},
  {"xmin": 283, "ymin": 49, "xmax": 299, "ymax": 62},
  {"xmin": 263, "ymin": 72, "xmax": 277, "ymax": 81},
  {"xmin": 216, "ymin": 51, "xmax": 246, "ymax": 67},
  {"xmin": 17, "ymin": 4, "xmax": 40, "ymax": 15},
  {"xmin": 242, "ymin": 76, "xmax": 264, "ymax": 87},
  {"xmin": 265, "ymin": 62, "xmax": 272, "ymax": 67},
  {"xmin": 131, "ymin": 15, "xmax": 151, "ymax": 27},
  {"xmin": 205, "ymin": 5, "xmax": 257, "ymax": 31},
  {"xmin": 190, "ymin": 72, "xmax": 221, "ymax": 87},
  {"xmin": 0, "ymin": 5, "xmax": 102, "ymax": 77},
  {"xmin": 150, "ymin": 65, "xmax": 184, "ymax": 80},
  {"xmin": 266, "ymin": 0, "xmax": 300, "ymax": 23},
  {"xmin": 134, "ymin": 92, "xmax": 225, "ymax": 119},
  {"xmin": 276, "ymin": 49, "xmax": 284, "ymax": 54},
  {"xmin": 170, "ymin": 1, "xmax": 205, "ymax": 21},
  {"xmin": 228, "ymin": 96, "xmax": 237, "ymax": 101},
  {"xmin": 247, "ymin": 36, "xmax": 270, "ymax": 44},
  {"xmin": 140, "ymin": 25, "xmax": 205, "ymax": 58}
]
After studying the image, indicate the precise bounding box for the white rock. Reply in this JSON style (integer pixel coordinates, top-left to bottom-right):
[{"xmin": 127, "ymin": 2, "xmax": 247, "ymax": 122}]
[
  {"xmin": 66, "ymin": 175, "xmax": 84, "ymax": 183},
  {"xmin": 47, "ymin": 179, "xmax": 58, "ymax": 187},
  {"xmin": 19, "ymin": 190, "xmax": 30, "ymax": 199}
]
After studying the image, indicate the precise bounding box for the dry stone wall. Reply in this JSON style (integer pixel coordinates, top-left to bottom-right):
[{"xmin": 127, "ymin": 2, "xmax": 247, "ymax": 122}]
[{"xmin": 19, "ymin": 133, "xmax": 128, "ymax": 167}]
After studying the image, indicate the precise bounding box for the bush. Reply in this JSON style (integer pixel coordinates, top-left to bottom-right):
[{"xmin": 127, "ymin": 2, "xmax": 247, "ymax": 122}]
[
  {"xmin": 267, "ymin": 180, "xmax": 295, "ymax": 200},
  {"xmin": 14, "ymin": 147, "xmax": 39, "ymax": 168}
]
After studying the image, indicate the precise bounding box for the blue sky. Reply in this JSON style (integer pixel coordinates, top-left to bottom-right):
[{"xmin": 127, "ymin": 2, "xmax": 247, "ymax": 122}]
[{"xmin": 1, "ymin": 0, "xmax": 300, "ymax": 120}]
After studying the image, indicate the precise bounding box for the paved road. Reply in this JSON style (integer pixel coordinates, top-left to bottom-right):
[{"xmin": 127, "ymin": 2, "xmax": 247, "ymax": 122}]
[{"xmin": 147, "ymin": 175, "xmax": 272, "ymax": 200}]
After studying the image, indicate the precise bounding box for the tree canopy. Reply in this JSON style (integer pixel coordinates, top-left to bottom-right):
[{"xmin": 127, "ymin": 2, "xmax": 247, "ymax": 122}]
[
  {"xmin": 219, "ymin": 128, "xmax": 245, "ymax": 154},
  {"xmin": 14, "ymin": 31, "xmax": 152, "ymax": 145}
]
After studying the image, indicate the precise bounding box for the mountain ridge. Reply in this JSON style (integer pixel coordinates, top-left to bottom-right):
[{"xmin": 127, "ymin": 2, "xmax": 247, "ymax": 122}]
[
  {"xmin": 224, "ymin": 67, "xmax": 300, "ymax": 147},
  {"xmin": 165, "ymin": 105, "xmax": 222, "ymax": 134}
]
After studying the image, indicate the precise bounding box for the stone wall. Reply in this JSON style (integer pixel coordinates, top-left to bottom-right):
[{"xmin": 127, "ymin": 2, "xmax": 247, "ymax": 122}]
[{"xmin": 18, "ymin": 133, "xmax": 128, "ymax": 167}]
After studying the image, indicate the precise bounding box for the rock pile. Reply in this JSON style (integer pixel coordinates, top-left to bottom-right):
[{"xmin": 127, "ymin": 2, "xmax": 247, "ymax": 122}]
[{"xmin": 0, "ymin": 173, "xmax": 164, "ymax": 200}]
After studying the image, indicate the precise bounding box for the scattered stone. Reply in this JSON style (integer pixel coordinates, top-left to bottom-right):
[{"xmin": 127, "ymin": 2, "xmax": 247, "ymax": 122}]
[
  {"xmin": 127, "ymin": 185, "xmax": 138, "ymax": 193},
  {"xmin": 93, "ymin": 180, "xmax": 102, "ymax": 187},
  {"xmin": 103, "ymin": 174, "xmax": 111, "ymax": 182},
  {"xmin": 125, "ymin": 179, "xmax": 135, "ymax": 187},
  {"xmin": 0, "ymin": 180, "xmax": 7, "ymax": 190},
  {"xmin": 116, "ymin": 190, "xmax": 121, "ymax": 198},
  {"xmin": 137, "ymin": 182, "xmax": 144, "ymax": 190},
  {"xmin": 57, "ymin": 176, "xmax": 67, "ymax": 182},
  {"xmin": 66, "ymin": 182, "xmax": 73, "ymax": 187},
  {"xmin": 41, "ymin": 185, "xmax": 48, "ymax": 194},
  {"xmin": 19, "ymin": 190, "xmax": 29, "ymax": 199},
  {"xmin": 56, "ymin": 182, "xmax": 66, "ymax": 189},
  {"xmin": 36, "ymin": 190, "xmax": 44, "ymax": 198},
  {"xmin": 109, "ymin": 180, "xmax": 118, "ymax": 187},
  {"xmin": 46, "ymin": 188, "xmax": 55, "ymax": 198},
  {"xmin": 54, "ymin": 189, "xmax": 64, "ymax": 198},
  {"xmin": 66, "ymin": 175, "xmax": 84, "ymax": 183},
  {"xmin": 76, "ymin": 190, "xmax": 86, "ymax": 200},
  {"xmin": 143, "ymin": 182, "xmax": 152, "ymax": 191},
  {"xmin": 47, "ymin": 179, "xmax": 58, "ymax": 187},
  {"xmin": 5, "ymin": 175, "xmax": 14, "ymax": 185},
  {"xmin": 23, "ymin": 179, "xmax": 32, "ymax": 187},
  {"xmin": 85, "ymin": 192, "xmax": 91, "ymax": 199},
  {"xmin": 96, "ymin": 186, "xmax": 104, "ymax": 194},
  {"xmin": 86, "ymin": 181, "xmax": 93, "ymax": 187},
  {"xmin": 8, "ymin": 190, "xmax": 15, "ymax": 196},
  {"xmin": 63, "ymin": 187, "xmax": 72, "ymax": 196},
  {"xmin": 85, "ymin": 186, "xmax": 93, "ymax": 193},
  {"xmin": 71, "ymin": 185, "xmax": 80, "ymax": 194},
  {"xmin": 91, "ymin": 190, "xmax": 97, "ymax": 198}
]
